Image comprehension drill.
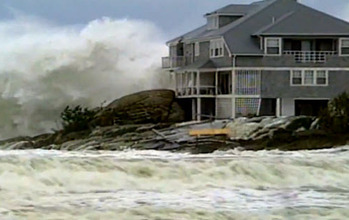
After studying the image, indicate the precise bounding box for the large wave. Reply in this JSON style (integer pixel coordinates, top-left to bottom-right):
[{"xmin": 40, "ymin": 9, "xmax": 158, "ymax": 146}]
[{"xmin": 0, "ymin": 16, "xmax": 168, "ymax": 139}]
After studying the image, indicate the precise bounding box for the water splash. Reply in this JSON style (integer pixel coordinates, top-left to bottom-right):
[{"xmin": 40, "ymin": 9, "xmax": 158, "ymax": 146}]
[
  {"xmin": 0, "ymin": 148, "xmax": 349, "ymax": 219},
  {"xmin": 0, "ymin": 16, "xmax": 168, "ymax": 139}
]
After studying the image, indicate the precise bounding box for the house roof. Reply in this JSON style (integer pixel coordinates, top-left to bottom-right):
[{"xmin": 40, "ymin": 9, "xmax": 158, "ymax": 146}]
[
  {"xmin": 178, "ymin": 59, "xmax": 217, "ymax": 71},
  {"xmin": 254, "ymin": 3, "xmax": 349, "ymax": 36},
  {"xmin": 166, "ymin": 0, "xmax": 273, "ymax": 45},
  {"xmin": 168, "ymin": 0, "xmax": 349, "ymax": 54}
]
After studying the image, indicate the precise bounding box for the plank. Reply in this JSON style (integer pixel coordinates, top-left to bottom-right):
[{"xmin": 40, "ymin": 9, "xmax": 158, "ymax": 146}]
[{"xmin": 189, "ymin": 128, "xmax": 230, "ymax": 136}]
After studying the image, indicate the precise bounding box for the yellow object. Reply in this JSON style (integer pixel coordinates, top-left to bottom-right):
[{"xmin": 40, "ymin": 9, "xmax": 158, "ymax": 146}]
[{"xmin": 189, "ymin": 128, "xmax": 230, "ymax": 136}]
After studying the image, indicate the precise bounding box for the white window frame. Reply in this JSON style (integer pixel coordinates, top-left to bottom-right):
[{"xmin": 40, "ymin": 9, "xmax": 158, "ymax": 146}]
[
  {"xmin": 291, "ymin": 70, "xmax": 303, "ymax": 85},
  {"xmin": 264, "ymin": 37, "xmax": 282, "ymax": 56},
  {"xmin": 303, "ymin": 70, "xmax": 315, "ymax": 85},
  {"xmin": 339, "ymin": 38, "xmax": 349, "ymax": 56},
  {"xmin": 316, "ymin": 70, "xmax": 328, "ymax": 85},
  {"xmin": 195, "ymin": 42, "xmax": 200, "ymax": 57},
  {"xmin": 290, "ymin": 69, "xmax": 328, "ymax": 86},
  {"xmin": 210, "ymin": 39, "xmax": 224, "ymax": 58}
]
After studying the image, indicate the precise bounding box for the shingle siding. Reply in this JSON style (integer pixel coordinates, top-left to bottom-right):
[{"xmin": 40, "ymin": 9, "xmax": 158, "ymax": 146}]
[
  {"xmin": 236, "ymin": 56, "xmax": 349, "ymax": 68},
  {"xmin": 261, "ymin": 70, "xmax": 349, "ymax": 98}
]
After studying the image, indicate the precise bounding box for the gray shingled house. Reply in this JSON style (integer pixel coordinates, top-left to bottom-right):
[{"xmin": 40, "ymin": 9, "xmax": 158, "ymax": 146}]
[{"xmin": 162, "ymin": 0, "xmax": 349, "ymax": 120}]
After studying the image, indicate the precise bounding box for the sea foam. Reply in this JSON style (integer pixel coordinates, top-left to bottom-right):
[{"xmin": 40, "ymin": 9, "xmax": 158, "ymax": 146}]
[{"xmin": 0, "ymin": 16, "xmax": 168, "ymax": 139}]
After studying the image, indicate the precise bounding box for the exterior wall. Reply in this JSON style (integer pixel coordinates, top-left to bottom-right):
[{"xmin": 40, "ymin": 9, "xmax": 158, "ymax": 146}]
[
  {"xmin": 211, "ymin": 46, "xmax": 232, "ymax": 68},
  {"xmin": 216, "ymin": 98, "xmax": 232, "ymax": 119},
  {"xmin": 184, "ymin": 43, "xmax": 194, "ymax": 65},
  {"xmin": 200, "ymin": 72, "xmax": 215, "ymax": 86},
  {"xmin": 196, "ymin": 41, "xmax": 210, "ymax": 62},
  {"xmin": 281, "ymin": 98, "xmax": 295, "ymax": 116},
  {"xmin": 169, "ymin": 46, "xmax": 177, "ymax": 57},
  {"xmin": 236, "ymin": 55, "xmax": 349, "ymax": 68},
  {"xmin": 261, "ymin": 70, "xmax": 349, "ymax": 99},
  {"xmin": 219, "ymin": 16, "xmax": 241, "ymax": 28},
  {"xmin": 178, "ymin": 40, "xmax": 232, "ymax": 68}
]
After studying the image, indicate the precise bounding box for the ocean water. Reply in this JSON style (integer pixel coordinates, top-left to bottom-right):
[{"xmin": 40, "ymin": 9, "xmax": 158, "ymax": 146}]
[{"xmin": 1, "ymin": 147, "xmax": 349, "ymax": 220}]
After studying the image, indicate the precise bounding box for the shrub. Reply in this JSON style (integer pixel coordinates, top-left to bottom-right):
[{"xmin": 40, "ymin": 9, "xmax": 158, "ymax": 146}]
[
  {"xmin": 319, "ymin": 92, "xmax": 349, "ymax": 133},
  {"xmin": 60, "ymin": 105, "xmax": 99, "ymax": 133}
]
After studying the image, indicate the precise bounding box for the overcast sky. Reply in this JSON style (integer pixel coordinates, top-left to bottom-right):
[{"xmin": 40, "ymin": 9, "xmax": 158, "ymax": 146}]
[{"xmin": 0, "ymin": 0, "xmax": 348, "ymax": 38}]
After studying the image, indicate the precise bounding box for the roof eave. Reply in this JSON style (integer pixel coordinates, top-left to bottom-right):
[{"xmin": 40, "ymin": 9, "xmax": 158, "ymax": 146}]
[{"xmin": 256, "ymin": 33, "xmax": 349, "ymax": 36}]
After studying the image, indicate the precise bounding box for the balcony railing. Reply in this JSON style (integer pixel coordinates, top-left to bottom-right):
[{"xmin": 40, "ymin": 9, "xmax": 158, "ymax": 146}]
[
  {"xmin": 177, "ymin": 86, "xmax": 216, "ymax": 96},
  {"xmin": 283, "ymin": 51, "xmax": 337, "ymax": 63},
  {"xmin": 162, "ymin": 56, "xmax": 185, "ymax": 69}
]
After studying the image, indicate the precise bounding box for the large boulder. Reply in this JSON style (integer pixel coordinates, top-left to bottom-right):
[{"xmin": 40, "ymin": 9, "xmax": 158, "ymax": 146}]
[{"xmin": 95, "ymin": 89, "xmax": 185, "ymax": 126}]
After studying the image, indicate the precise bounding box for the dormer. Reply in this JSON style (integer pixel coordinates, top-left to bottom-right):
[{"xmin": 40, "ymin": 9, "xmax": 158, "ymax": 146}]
[
  {"xmin": 206, "ymin": 15, "xmax": 243, "ymax": 30},
  {"xmin": 205, "ymin": 4, "xmax": 257, "ymax": 30}
]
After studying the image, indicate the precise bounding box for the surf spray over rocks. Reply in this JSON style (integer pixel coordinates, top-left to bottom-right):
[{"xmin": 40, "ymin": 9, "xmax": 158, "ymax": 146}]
[{"xmin": 0, "ymin": 16, "xmax": 168, "ymax": 139}]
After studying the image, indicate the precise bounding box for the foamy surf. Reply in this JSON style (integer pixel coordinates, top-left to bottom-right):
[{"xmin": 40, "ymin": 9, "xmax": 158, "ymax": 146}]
[{"xmin": 0, "ymin": 147, "xmax": 349, "ymax": 219}]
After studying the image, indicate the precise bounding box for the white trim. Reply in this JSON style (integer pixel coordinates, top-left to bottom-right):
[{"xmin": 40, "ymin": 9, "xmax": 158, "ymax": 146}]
[
  {"xmin": 293, "ymin": 98, "xmax": 331, "ymax": 101},
  {"xmin": 339, "ymin": 38, "xmax": 349, "ymax": 56},
  {"xmin": 223, "ymin": 67, "xmax": 349, "ymax": 71},
  {"xmin": 175, "ymin": 67, "xmax": 349, "ymax": 74},
  {"xmin": 264, "ymin": 37, "xmax": 282, "ymax": 56},
  {"xmin": 290, "ymin": 69, "xmax": 329, "ymax": 87},
  {"xmin": 194, "ymin": 42, "xmax": 200, "ymax": 57},
  {"xmin": 276, "ymin": 98, "xmax": 281, "ymax": 117}
]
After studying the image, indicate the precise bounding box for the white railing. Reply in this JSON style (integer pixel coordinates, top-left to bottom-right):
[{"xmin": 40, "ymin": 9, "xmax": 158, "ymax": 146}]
[
  {"xmin": 235, "ymin": 70, "xmax": 261, "ymax": 95},
  {"xmin": 177, "ymin": 85, "xmax": 216, "ymax": 96},
  {"xmin": 162, "ymin": 56, "xmax": 185, "ymax": 69},
  {"xmin": 283, "ymin": 51, "xmax": 337, "ymax": 63}
]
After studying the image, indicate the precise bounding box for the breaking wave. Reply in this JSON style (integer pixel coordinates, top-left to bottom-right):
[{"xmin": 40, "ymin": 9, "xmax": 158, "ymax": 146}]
[
  {"xmin": 0, "ymin": 16, "xmax": 168, "ymax": 139},
  {"xmin": 1, "ymin": 148, "xmax": 349, "ymax": 219}
]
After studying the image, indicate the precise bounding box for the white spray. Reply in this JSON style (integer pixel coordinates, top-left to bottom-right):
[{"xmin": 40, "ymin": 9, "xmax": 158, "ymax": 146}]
[{"xmin": 0, "ymin": 16, "xmax": 168, "ymax": 139}]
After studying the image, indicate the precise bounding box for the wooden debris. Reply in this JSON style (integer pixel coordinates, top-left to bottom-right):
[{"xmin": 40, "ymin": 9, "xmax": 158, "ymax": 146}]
[{"xmin": 189, "ymin": 128, "xmax": 230, "ymax": 136}]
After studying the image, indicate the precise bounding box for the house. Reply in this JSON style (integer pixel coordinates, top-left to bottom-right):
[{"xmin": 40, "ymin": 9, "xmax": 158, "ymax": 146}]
[{"xmin": 162, "ymin": 0, "xmax": 349, "ymax": 121}]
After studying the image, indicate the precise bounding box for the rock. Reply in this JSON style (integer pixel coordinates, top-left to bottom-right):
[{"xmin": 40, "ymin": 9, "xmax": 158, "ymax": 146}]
[
  {"xmin": 284, "ymin": 116, "xmax": 314, "ymax": 131},
  {"xmin": 295, "ymin": 129, "xmax": 327, "ymax": 138},
  {"xmin": 53, "ymin": 130, "xmax": 90, "ymax": 145},
  {"xmin": 310, "ymin": 118, "xmax": 320, "ymax": 130},
  {"xmin": 7, "ymin": 141, "xmax": 33, "ymax": 150},
  {"xmin": 168, "ymin": 102, "xmax": 186, "ymax": 122},
  {"xmin": 95, "ymin": 90, "xmax": 185, "ymax": 126},
  {"xmin": 264, "ymin": 117, "xmax": 291, "ymax": 129}
]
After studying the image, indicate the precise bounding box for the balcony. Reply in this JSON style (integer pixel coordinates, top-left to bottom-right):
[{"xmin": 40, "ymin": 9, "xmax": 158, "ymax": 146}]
[
  {"xmin": 283, "ymin": 51, "xmax": 337, "ymax": 63},
  {"xmin": 162, "ymin": 56, "xmax": 185, "ymax": 69},
  {"xmin": 177, "ymin": 86, "xmax": 216, "ymax": 97}
]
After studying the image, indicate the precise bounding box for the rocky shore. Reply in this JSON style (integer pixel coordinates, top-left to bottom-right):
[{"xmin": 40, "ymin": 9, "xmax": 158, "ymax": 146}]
[{"xmin": 0, "ymin": 90, "xmax": 348, "ymax": 152}]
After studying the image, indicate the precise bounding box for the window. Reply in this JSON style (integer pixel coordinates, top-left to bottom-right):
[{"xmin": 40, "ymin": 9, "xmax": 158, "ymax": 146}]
[
  {"xmin": 265, "ymin": 38, "xmax": 281, "ymax": 55},
  {"xmin": 304, "ymin": 70, "xmax": 315, "ymax": 85},
  {"xmin": 210, "ymin": 39, "xmax": 224, "ymax": 57},
  {"xmin": 291, "ymin": 70, "xmax": 328, "ymax": 86},
  {"xmin": 195, "ymin": 42, "xmax": 200, "ymax": 57},
  {"xmin": 340, "ymin": 38, "xmax": 349, "ymax": 55},
  {"xmin": 316, "ymin": 70, "xmax": 327, "ymax": 85},
  {"xmin": 291, "ymin": 70, "xmax": 302, "ymax": 85}
]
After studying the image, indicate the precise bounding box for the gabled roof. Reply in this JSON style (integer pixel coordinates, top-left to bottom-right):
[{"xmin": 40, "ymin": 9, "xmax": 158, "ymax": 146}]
[
  {"xmin": 254, "ymin": 3, "xmax": 349, "ymax": 36},
  {"xmin": 168, "ymin": 0, "xmax": 349, "ymax": 54}
]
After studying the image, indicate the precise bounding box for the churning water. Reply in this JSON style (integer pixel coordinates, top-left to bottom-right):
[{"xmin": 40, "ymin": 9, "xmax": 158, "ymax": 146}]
[{"xmin": 1, "ymin": 147, "xmax": 349, "ymax": 220}]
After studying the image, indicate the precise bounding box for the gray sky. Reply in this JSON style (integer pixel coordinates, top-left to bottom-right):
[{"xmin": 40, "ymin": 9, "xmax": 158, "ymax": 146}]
[{"xmin": 0, "ymin": 0, "xmax": 349, "ymax": 38}]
